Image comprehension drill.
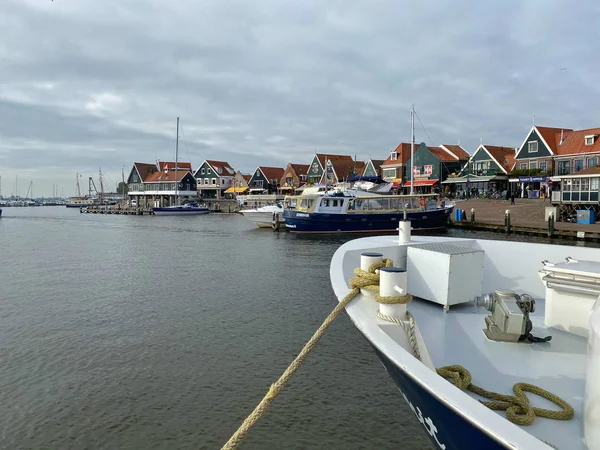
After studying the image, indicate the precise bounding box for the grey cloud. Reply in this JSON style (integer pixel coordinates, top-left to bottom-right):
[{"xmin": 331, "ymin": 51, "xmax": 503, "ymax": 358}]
[{"xmin": 1, "ymin": 0, "xmax": 600, "ymax": 195}]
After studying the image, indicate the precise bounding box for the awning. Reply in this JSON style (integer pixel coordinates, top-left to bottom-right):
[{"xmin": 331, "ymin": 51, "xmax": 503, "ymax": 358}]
[
  {"xmin": 404, "ymin": 179, "xmax": 439, "ymax": 187},
  {"xmin": 442, "ymin": 175, "xmax": 495, "ymax": 184},
  {"xmin": 279, "ymin": 186, "xmax": 295, "ymax": 190},
  {"xmin": 224, "ymin": 187, "xmax": 249, "ymax": 193}
]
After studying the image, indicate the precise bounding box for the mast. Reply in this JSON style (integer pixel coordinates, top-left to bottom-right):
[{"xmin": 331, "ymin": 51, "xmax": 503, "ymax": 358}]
[
  {"xmin": 410, "ymin": 104, "xmax": 415, "ymax": 195},
  {"xmin": 76, "ymin": 173, "xmax": 82, "ymax": 197},
  {"xmin": 175, "ymin": 116, "xmax": 180, "ymax": 206},
  {"xmin": 99, "ymin": 167, "xmax": 105, "ymax": 202}
]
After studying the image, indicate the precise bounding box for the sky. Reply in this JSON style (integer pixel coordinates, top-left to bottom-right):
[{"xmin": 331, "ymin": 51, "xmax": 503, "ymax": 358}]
[{"xmin": 1, "ymin": 0, "xmax": 599, "ymax": 197}]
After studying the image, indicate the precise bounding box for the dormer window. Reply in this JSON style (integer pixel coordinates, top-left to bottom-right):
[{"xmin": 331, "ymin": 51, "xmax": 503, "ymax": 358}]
[
  {"xmin": 528, "ymin": 141, "xmax": 538, "ymax": 153},
  {"xmin": 585, "ymin": 135, "xmax": 596, "ymax": 146},
  {"xmin": 200, "ymin": 168, "xmax": 205, "ymax": 174},
  {"xmin": 391, "ymin": 152, "xmax": 398, "ymax": 161}
]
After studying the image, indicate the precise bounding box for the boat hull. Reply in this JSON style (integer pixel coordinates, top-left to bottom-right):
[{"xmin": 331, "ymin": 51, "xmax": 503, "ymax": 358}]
[
  {"xmin": 283, "ymin": 207, "xmax": 452, "ymax": 234},
  {"xmin": 240, "ymin": 211, "xmax": 284, "ymax": 228},
  {"xmin": 65, "ymin": 203, "xmax": 94, "ymax": 208},
  {"xmin": 371, "ymin": 344, "xmax": 506, "ymax": 450},
  {"xmin": 153, "ymin": 207, "xmax": 209, "ymax": 216}
]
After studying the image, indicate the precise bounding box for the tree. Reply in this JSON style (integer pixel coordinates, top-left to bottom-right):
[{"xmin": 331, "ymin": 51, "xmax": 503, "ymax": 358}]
[{"xmin": 117, "ymin": 182, "xmax": 129, "ymax": 195}]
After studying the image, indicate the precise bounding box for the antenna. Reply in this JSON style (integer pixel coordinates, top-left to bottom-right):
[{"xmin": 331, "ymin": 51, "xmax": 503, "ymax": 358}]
[
  {"xmin": 458, "ymin": 138, "xmax": 460, "ymax": 146},
  {"xmin": 410, "ymin": 104, "xmax": 415, "ymax": 196},
  {"xmin": 533, "ymin": 115, "xmax": 536, "ymax": 126},
  {"xmin": 480, "ymin": 137, "xmax": 483, "ymax": 146}
]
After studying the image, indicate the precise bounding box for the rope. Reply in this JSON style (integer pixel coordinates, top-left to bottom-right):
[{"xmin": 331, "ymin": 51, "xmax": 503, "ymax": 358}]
[
  {"xmin": 221, "ymin": 260, "xmax": 573, "ymax": 449},
  {"xmin": 436, "ymin": 365, "xmax": 574, "ymax": 426}
]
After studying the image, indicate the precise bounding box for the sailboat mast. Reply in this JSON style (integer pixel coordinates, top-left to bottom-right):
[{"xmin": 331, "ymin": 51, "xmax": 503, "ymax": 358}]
[
  {"xmin": 175, "ymin": 117, "xmax": 179, "ymax": 205},
  {"xmin": 76, "ymin": 173, "xmax": 82, "ymax": 197},
  {"xmin": 410, "ymin": 104, "xmax": 415, "ymax": 196}
]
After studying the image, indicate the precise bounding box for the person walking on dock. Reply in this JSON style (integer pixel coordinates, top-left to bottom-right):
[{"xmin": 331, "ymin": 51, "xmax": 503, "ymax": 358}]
[{"xmin": 510, "ymin": 191, "xmax": 515, "ymax": 205}]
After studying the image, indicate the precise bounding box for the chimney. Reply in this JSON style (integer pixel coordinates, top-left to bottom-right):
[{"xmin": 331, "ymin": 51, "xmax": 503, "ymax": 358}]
[{"xmin": 559, "ymin": 129, "xmax": 564, "ymax": 145}]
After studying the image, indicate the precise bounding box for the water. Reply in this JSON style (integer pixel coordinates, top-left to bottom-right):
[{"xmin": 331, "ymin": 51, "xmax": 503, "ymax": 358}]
[
  {"xmin": 0, "ymin": 207, "xmax": 432, "ymax": 450},
  {"xmin": 1, "ymin": 208, "xmax": 596, "ymax": 449}
]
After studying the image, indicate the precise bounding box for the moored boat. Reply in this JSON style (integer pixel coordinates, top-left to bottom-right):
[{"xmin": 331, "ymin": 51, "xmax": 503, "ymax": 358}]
[
  {"xmin": 153, "ymin": 201, "xmax": 209, "ymax": 215},
  {"xmin": 329, "ymin": 222, "xmax": 600, "ymax": 450},
  {"xmin": 240, "ymin": 204, "xmax": 284, "ymax": 228},
  {"xmin": 283, "ymin": 190, "xmax": 452, "ymax": 233}
]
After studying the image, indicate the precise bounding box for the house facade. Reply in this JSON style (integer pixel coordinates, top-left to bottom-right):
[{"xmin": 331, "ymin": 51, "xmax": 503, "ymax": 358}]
[
  {"xmin": 319, "ymin": 159, "xmax": 365, "ymax": 185},
  {"xmin": 306, "ymin": 154, "xmax": 353, "ymax": 184},
  {"xmin": 127, "ymin": 161, "xmax": 197, "ymax": 208},
  {"xmin": 443, "ymin": 145, "xmax": 515, "ymax": 197},
  {"xmin": 194, "ymin": 160, "xmax": 235, "ymax": 199},
  {"xmin": 362, "ymin": 159, "xmax": 385, "ymax": 178},
  {"xmin": 404, "ymin": 143, "xmax": 468, "ymax": 193},
  {"xmin": 247, "ymin": 166, "xmax": 285, "ymax": 194},
  {"xmin": 380, "ymin": 143, "xmax": 415, "ymax": 182},
  {"xmin": 280, "ymin": 163, "xmax": 309, "ymax": 194},
  {"xmin": 224, "ymin": 170, "xmax": 250, "ymax": 197}
]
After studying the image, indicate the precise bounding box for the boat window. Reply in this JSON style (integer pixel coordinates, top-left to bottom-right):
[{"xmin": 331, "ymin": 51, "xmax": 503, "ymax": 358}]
[
  {"xmin": 300, "ymin": 199, "xmax": 308, "ymax": 208},
  {"xmin": 323, "ymin": 199, "xmax": 329, "ymax": 207},
  {"xmin": 307, "ymin": 199, "xmax": 314, "ymax": 208},
  {"xmin": 332, "ymin": 200, "xmax": 338, "ymax": 207}
]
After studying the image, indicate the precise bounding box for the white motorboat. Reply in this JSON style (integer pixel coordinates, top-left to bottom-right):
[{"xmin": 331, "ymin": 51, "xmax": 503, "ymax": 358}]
[
  {"xmin": 330, "ymin": 221, "xmax": 600, "ymax": 450},
  {"xmin": 240, "ymin": 204, "xmax": 284, "ymax": 228}
]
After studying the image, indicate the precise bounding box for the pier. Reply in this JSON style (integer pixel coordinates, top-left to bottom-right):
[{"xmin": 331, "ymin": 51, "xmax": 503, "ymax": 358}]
[{"xmin": 449, "ymin": 198, "xmax": 600, "ymax": 241}]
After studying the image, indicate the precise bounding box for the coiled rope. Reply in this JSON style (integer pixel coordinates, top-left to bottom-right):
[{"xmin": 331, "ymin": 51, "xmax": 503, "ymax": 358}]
[{"xmin": 221, "ymin": 260, "xmax": 573, "ymax": 450}]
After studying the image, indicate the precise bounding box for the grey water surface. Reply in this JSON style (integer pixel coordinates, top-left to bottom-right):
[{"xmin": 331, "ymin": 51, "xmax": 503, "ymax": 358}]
[{"xmin": 0, "ymin": 207, "xmax": 433, "ymax": 450}]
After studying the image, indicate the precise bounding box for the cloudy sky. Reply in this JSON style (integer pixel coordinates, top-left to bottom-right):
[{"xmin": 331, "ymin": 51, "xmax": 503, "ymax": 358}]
[{"xmin": 1, "ymin": 0, "xmax": 599, "ymax": 196}]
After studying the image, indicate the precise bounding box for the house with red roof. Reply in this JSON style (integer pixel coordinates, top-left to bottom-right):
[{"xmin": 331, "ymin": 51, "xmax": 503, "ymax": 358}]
[
  {"xmin": 443, "ymin": 144, "xmax": 515, "ymax": 197},
  {"xmin": 247, "ymin": 166, "xmax": 285, "ymax": 194},
  {"xmin": 306, "ymin": 154, "xmax": 354, "ymax": 184},
  {"xmin": 225, "ymin": 170, "xmax": 251, "ymax": 197},
  {"xmin": 280, "ymin": 163, "xmax": 309, "ymax": 193},
  {"xmin": 193, "ymin": 160, "xmax": 236, "ymax": 199},
  {"xmin": 127, "ymin": 161, "xmax": 197, "ymax": 208},
  {"xmin": 380, "ymin": 143, "xmax": 415, "ymax": 182},
  {"xmin": 320, "ymin": 159, "xmax": 365, "ymax": 185},
  {"xmin": 404, "ymin": 143, "xmax": 469, "ymax": 193}
]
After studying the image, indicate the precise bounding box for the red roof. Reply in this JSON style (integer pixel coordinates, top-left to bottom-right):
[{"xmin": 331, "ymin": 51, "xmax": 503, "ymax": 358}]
[
  {"xmin": 535, "ymin": 126, "xmax": 569, "ymax": 153},
  {"xmin": 206, "ymin": 160, "xmax": 235, "ymax": 176},
  {"xmin": 132, "ymin": 162, "xmax": 159, "ymax": 182},
  {"xmin": 316, "ymin": 154, "xmax": 353, "ymax": 168},
  {"xmin": 158, "ymin": 161, "xmax": 192, "ymax": 172},
  {"xmin": 440, "ymin": 144, "xmax": 469, "ymax": 160},
  {"xmin": 145, "ymin": 169, "xmax": 191, "ymax": 183},
  {"xmin": 569, "ymin": 166, "xmax": 600, "ymax": 176},
  {"xmin": 258, "ymin": 166, "xmax": 285, "ymax": 181},
  {"xmin": 290, "ymin": 163, "xmax": 309, "ymax": 175},
  {"xmin": 554, "ymin": 128, "xmax": 600, "ymax": 156},
  {"xmin": 484, "ymin": 146, "xmax": 516, "ymax": 172},
  {"xmin": 428, "ymin": 146, "xmax": 457, "ymax": 162},
  {"xmin": 382, "ymin": 143, "xmax": 414, "ymax": 166},
  {"xmin": 328, "ymin": 160, "xmax": 365, "ymax": 181}
]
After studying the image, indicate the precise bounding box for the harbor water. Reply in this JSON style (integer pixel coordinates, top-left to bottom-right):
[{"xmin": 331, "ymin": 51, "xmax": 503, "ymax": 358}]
[{"xmin": 0, "ymin": 207, "xmax": 596, "ymax": 449}]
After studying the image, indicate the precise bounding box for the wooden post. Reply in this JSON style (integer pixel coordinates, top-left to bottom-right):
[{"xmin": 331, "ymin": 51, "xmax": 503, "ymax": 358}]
[
  {"xmin": 548, "ymin": 212, "xmax": 554, "ymax": 238},
  {"xmin": 470, "ymin": 208, "xmax": 476, "ymax": 224},
  {"xmin": 505, "ymin": 209, "xmax": 511, "ymax": 234}
]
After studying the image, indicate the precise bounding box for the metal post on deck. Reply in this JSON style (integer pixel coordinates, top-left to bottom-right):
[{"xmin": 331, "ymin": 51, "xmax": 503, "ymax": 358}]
[{"xmin": 505, "ymin": 209, "xmax": 511, "ymax": 234}]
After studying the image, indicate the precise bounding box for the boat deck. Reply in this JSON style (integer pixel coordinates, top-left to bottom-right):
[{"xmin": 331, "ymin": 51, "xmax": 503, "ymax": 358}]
[{"xmin": 331, "ymin": 235, "xmax": 598, "ymax": 450}]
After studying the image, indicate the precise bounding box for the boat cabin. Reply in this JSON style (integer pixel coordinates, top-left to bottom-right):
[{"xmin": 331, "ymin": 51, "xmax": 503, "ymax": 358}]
[{"xmin": 286, "ymin": 193, "xmax": 438, "ymax": 214}]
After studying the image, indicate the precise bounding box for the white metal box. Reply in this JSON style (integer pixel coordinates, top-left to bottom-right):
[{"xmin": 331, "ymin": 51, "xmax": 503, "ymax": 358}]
[
  {"xmin": 407, "ymin": 243, "xmax": 484, "ymax": 310},
  {"xmin": 538, "ymin": 259, "xmax": 600, "ymax": 338},
  {"xmin": 545, "ymin": 206, "xmax": 558, "ymax": 222}
]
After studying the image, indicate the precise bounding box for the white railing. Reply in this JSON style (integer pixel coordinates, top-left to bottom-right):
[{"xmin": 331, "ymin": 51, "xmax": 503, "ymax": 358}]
[{"xmin": 551, "ymin": 191, "xmax": 561, "ymax": 202}]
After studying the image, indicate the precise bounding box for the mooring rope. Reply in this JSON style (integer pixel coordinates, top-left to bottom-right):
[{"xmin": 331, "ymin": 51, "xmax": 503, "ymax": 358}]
[{"xmin": 221, "ymin": 260, "xmax": 573, "ymax": 450}]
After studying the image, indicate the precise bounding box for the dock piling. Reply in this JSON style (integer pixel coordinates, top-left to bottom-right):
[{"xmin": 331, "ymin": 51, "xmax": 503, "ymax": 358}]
[
  {"xmin": 548, "ymin": 212, "xmax": 555, "ymax": 238},
  {"xmin": 470, "ymin": 208, "xmax": 476, "ymax": 224},
  {"xmin": 505, "ymin": 210, "xmax": 511, "ymax": 234}
]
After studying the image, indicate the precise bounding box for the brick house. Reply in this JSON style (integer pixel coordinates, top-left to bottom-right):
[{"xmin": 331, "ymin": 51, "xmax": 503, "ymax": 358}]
[{"xmin": 280, "ymin": 163, "xmax": 309, "ymax": 194}]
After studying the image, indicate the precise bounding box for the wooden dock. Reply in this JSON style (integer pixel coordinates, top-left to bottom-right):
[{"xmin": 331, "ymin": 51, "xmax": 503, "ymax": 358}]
[{"xmin": 81, "ymin": 206, "xmax": 154, "ymax": 215}]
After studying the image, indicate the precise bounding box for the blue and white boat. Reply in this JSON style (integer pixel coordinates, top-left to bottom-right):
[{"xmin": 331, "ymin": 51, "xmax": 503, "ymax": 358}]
[
  {"xmin": 330, "ymin": 223, "xmax": 600, "ymax": 450},
  {"xmin": 283, "ymin": 189, "xmax": 453, "ymax": 233}
]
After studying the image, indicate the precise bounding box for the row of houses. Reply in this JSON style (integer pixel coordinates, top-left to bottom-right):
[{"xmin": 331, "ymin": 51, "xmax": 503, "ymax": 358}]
[{"xmin": 126, "ymin": 123, "xmax": 600, "ymax": 207}]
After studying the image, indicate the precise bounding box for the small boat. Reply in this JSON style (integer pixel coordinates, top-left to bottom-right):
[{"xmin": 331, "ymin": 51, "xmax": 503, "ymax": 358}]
[
  {"xmin": 153, "ymin": 201, "xmax": 209, "ymax": 216},
  {"xmin": 65, "ymin": 197, "xmax": 97, "ymax": 208},
  {"xmin": 330, "ymin": 222, "xmax": 600, "ymax": 450},
  {"xmin": 283, "ymin": 190, "xmax": 453, "ymax": 233},
  {"xmin": 240, "ymin": 204, "xmax": 284, "ymax": 228}
]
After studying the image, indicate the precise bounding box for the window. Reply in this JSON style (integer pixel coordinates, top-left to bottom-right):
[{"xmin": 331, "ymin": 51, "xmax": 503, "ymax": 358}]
[
  {"xmin": 204, "ymin": 179, "xmax": 209, "ymax": 185},
  {"xmin": 539, "ymin": 161, "xmax": 547, "ymax": 171},
  {"xmin": 217, "ymin": 167, "xmax": 222, "ymax": 174},
  {"xmin": 592, "ymin": 178, "xmax": 599, "ymax": 190},
  {"xmin": 286, "ymin": 177, "xmax": 293, "ymax": 186},
  {"xmin": 300, "ymin": 175, "xmax": 307, "ymax": 182},
  {"xmin": 528, "ymin": 141, "xmax": 538, "ymax": 153},
  {"xmin": 520, "ymin": 163, "xmax": 527, "ymax": 170},
  {"xmin": 332, "ymin": 200, "xmax": 338, "ymax": 207},
  {"xmin": 323, "ymin": 199, "xmax": 329, "ymax": 207},
  {"xmin": 573, "ymin": 179, "xmax": 580, "ymax": 191},
  {"xmin": 391, "ymin": 153, "xmax": 398, "ymax": 161},
  {"xmin": 564, "ymin": 180, "xmax": 571, "ymax": 191},
  {"xmin": 574, "ymin": 159, "xmax": 584, "ymax": 172},
  {"xmin": 585, "ymin": 136, "xmax": 595, "ymax": 146},
  {"xmin": 200, "ymin": 168, "xmax": 205, "ymax": 174},
  {"xmin": 382, "ymin": 168, "xmax": 396, "ymax": 179},
  {"xmin": 587, "ymin": 157, "xmax": 598, "ymax": 168},
  {"xmin": 207, "ymin": 168, "xmax": 211, "ymax": 175},
  {"xmin": 529, "ymin": 161, "xmax": 537, "ymax": 170},
  {"xmin": 558, "ymin": 160, "xmax": 570, "ymax": 175},
  {"xmin": 582, "ymin": 178, "xmax": 590, "ymax": 191},
  {"xmin": 212, "ymin": 179, "xmax": 216, "ymax": 185}
]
